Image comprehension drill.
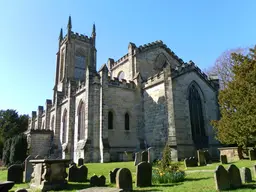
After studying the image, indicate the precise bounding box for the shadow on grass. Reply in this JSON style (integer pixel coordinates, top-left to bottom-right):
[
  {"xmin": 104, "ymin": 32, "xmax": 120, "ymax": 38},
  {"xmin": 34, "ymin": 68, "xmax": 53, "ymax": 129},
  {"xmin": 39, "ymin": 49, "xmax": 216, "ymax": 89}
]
[
  {"xmin": 237, "ymin": 183, "xmax": 256, "ymax": 190},
  {"xmin": 61, "ymin": 183, "xmax": 91, "ymax": 191},
  {"xmin": 133, "ymin": 183, "xmax": 182, "ymax": 191},
  {"xmin": 185, "ymin": 177, "xmax": 211, "ymax": 182}
]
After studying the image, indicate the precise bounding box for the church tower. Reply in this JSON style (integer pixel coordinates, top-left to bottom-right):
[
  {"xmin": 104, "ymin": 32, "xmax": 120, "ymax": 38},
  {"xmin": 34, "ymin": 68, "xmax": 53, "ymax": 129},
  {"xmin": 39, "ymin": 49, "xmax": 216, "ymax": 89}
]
[{"xmin": 53, "ymin": 16, "xmax": 97, "ymax": 98}]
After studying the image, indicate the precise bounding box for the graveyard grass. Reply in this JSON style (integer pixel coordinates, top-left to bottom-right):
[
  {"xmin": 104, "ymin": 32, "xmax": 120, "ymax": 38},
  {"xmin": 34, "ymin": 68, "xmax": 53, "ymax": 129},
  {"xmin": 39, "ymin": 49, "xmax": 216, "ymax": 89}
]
[{"xmin": 0, "ymin": 160, "xmax": 256, "ymax": 192}]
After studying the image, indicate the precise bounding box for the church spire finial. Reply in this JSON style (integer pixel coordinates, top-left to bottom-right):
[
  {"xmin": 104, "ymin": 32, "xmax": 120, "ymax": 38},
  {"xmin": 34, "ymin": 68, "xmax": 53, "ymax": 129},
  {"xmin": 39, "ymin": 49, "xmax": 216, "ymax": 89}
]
[
  {"xmin": 92, "ymin": 23, "xmax": 96, "ymax": 36},
  {"xmin": 59, "ymin": 28, "xmax": 63, "ymax": 41},
  {"xmin": 67, "ymin": 15, "xmax": 72, "ymax": 30}
]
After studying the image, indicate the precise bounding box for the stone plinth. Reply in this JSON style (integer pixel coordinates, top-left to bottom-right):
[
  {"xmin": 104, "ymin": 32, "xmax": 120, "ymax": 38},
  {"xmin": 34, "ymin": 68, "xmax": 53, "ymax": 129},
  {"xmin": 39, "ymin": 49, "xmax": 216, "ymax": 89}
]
[
  {"xmin": 29, "ymin": 159, "xmax": 70, "ymax": 191},
  {"xmin": 218, "ymin": 147, "xmax": 242, "ymax": 163}
]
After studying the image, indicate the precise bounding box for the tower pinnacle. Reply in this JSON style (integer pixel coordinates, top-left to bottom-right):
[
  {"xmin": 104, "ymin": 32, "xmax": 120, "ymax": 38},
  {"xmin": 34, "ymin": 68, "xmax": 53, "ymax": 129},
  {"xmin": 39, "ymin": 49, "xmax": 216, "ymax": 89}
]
[
  {"xmin": 67, "ymin": 16, "xmax": 72, "ymax": 30},
  {"xmin": 92, "ymin": 23, "xmax": 96, "ymax": 36},
  {"xmin": 59, "ymin": 28, "xmax": 63, "ymax": 42}
]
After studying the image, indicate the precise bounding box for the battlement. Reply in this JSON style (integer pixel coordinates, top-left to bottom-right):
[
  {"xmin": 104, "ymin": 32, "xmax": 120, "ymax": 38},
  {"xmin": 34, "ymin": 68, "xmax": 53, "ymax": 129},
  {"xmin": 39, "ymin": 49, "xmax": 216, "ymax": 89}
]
[
  {"xmin": 110, "ymin": 53, "xmax": 129, "ymax": 69},
  {"xmin": 171, "ymin": 60, "xmax": 219, "ymax": 89},
  {"xmin": 107, "ymin": 76, "xmax": 136, "ymax": 89},
  {"xmin": 61, "ymin": 31, "xmax": 93, "ymax": 45},
  {"xmin": 143, "ymin": 71, "xmax": 165, "ymax": 88}
]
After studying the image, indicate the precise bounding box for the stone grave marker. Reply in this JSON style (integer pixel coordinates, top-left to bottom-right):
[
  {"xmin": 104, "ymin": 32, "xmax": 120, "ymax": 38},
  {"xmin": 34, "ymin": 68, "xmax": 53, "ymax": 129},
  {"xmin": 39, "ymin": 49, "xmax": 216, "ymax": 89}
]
[
  {"xmin": 78, "ymin": 158, "xmax": 84, "ymax": 166},
  {"xmin": 184, "ymin": 157, "xmax": 198, "ymax": 168},
  {"xmin": 227, "ymin": 164, "xmax": 242, "ymax": 189},
  {"xmin": 24, "ymin": 155, "xmax": 34, "ymax": 182},
  {"xmin": 15, "ymin": 189, "xmax": 28, "ymax": 192},
  {"xmin": 249, "ymin": 149, "xmax": 256, "ymax": 161},
  {"xmin": 147, "ymin": 147, "xmax": 155, "ymax": 163},
  {"xmin": 253, "ymin": 164, "xmax": 256, "ymax": 178},
  {"xmin": 116, "ymin": 168, "xmax": 133, "ymax": 191},
  {"xmin": 90, "ymin": 175, "xmax": 99, "ymax": 187},
  {"xmin": 197, "ymin": 150, "xmax": 206, "ymax": 166},
  {"xmin": 214, "ymin": 165, "xmax": 230, "ymax": 191},
  {"xmin": 241, "ymin": 167, "xmax": 252, "ymax": 183},
  {"xmin": 220, "ymin": 155, "xmax": 228, "ymax": 164},
  {"xmin": 7, "ymin": 164, "xmax": 24, "ymax": 183},
  {"xmin": 141, "ymin": 151, "xmax": 148, "ymax": 162},
  {"xmin": 136, "ymin": 162, "xmax": 152, "ymax": 187},
  {"xmin": 0, "ymin": 181, "xmax": 15, "ymax": 192},
  {"xmin": 109, "ymin": 168, "xmax": 120, "ymax": 184},
  {"xmin": 68, "ymin": 164, "xmax": 88, "ymax": 182},
  {"xmin": 134, "ymin": 152, "xmax": 141, "ymax": 166},
  {"xmin": 99, "ymin": 175, "xmax": 106, "ymax": 186},
  {"xmin": 203, "ymin": 150, "xmax": 212, "ymax": 164}
]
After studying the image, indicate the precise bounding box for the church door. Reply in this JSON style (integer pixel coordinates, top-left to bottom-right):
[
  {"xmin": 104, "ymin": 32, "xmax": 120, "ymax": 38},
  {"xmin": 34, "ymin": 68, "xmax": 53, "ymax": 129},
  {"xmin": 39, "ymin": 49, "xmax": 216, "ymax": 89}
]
[{"xmin": 188, "ymin": 84, "xmax": 209, "ymax": 149}]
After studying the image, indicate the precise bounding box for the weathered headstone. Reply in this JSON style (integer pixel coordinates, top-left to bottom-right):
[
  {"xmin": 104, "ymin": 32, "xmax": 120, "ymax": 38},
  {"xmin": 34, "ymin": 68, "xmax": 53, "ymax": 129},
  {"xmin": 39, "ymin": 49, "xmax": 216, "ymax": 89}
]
[
  {"xmin": 7, "ymin": 164, "xmax": 24, "ymax": 183},
  {"xmin": 220, "ymin": 155, "xmax": 228, "ymax": 164},
  {"xmin": 0, "ymin": 181, "xmax": 15, "ymax": 192},
  {"xmin": 15, "ymin": 189, "xmax": 28, "ymax": 192},
  {"xmin": 136, "ymin": 162, "xmax": 152, "ymax": 187},
  {"xmin": 141, "ymin": 151, "xmax": 148, "ymax": 162},
  {"xmin": 24, "ymin": 155, "xmax": 34, "ymax": 182},
  {"xmin": 204, "ymin": 150, "xmax": 212, "ymax": 164},
  {"xmin": 249, "ymin": 149, "xmax": 256, "ymax": 161},
  {"xmin": 147, "ymin": 147, "xmax": 155, "ymax": 163},
  {"xmin": 253, "ymin": 164, "xmax": 256, "ymax": 178},
  {"xmin": 68, "ymin": 164, "xmax": 88, "ymax": 182},
  {"xmin": 184, "ymin": 157, "xmax": 198, "ymax": 168},
  {"xmin": 109, "ymin": 168, "xmax": 120, "ymax": 184},
  {"xmin": 116, "ymin": 168, "xmax": 133, "ymax": 191},
  {"xmin": 134, "ymin": 152, "xmax": 141, "ymax": 166},
  {"xmin": 90, "ymin": 175, "xmax": 99, "ymax": 186},
  {"xmin": 99, "ymin": 175, "xmax": 106, "ymax": 186},
  {"xmin": 241, "ymin": 167, "xmax": 252, "ymax": 183},
  {"xmin": 227, "ymin": 164, "xmax": 242, "ymax": 189},
  {"xmin": 197, "ymin": 150, "xmax": 206, "ymax": 166},
  {"xmin": 78, "ymin": 158, "xmax": 84, "ymax": 166},
  {"xmin": 214, "ymin": 165, "xmax": 230, "ymax": 191}
]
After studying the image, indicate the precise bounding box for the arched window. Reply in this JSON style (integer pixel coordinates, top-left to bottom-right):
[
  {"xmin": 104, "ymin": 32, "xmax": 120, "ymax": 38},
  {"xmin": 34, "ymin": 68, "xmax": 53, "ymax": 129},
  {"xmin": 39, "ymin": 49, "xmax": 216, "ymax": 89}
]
[
  {"xmin": 118, "ymin": 71, "xmax": 125, "ymax": 81},
  {"xmin": 125, "ymin": 113, "xmax": 130, "ymax": 130},
  {"xmin": 51, "ymin": 116, "xmax": 55, "ymax": 131},
  {"xmin": 188, "ymin": 84, "xmax": 205, "ymax": 139},
  {"xmin": 108, "ymin": 111, "xmax": 113, "ymax": 130},
  {"xmin": 62, "ymin": 109, "xmax": 67, "ymax": 143},
  {"xmin": 77, "ymin": 102, "xmax": 85, "ymax": 140}
]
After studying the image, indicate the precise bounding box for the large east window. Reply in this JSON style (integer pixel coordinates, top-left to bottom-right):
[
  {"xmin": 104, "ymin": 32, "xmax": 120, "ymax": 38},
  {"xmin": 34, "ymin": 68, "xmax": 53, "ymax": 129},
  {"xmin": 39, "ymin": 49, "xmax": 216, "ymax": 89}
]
[{"xmin": 75, "ymin": 55, "xmax": 86, "ymax": 80}]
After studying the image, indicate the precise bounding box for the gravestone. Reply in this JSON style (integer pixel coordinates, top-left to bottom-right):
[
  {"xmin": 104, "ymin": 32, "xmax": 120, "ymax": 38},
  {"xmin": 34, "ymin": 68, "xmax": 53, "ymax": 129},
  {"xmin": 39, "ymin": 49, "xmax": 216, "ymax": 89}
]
[
  {"xmin": 227, "ymin": 164, "xmax": 242, "ymax": 189},
  {"xmin": 184, "ymin": 157, "xmax": 198, "ymax": 168},
  {"xmin": 249, "ymin": 149, "xmax": 256, "ymax": 161},
  {"xmin": 109, "ymin": 168, "xmax": 120, "ymax": 184},
  {"xmin": 136, "ymin": 162, "xmax": 152, "ymax": 187},
  {"xmin": 15, "ymin": 189, "xmax": 28, "ymax": 192},
  {"xmin": 116, "ymin": 168, "xmax": 133, "ymax": 191},
  {"xmin": 241, "ymin": 167, "xmax": 252, "ymax": 183},
  {"xmin": 253, "ymin": 164, "xmax": 256, "ymax": 178},
  {"xmin": 7, "ymin": 164, "xmax": 24, "ymax": 183},
  {"xmin": 90, "ymin": 175, "xmax": 105, "ymax": 187},
  {"xmin": 0, "ymin": 181, "xmax": 15, "ymax": 192},
  {"xmin": 24, "ymin": 155, "xmax": 34, "ymax": 182},
  {"xmin": 214, "ymin": 165, "xmax": 230, "ymax": 190},
  {"xmin": 99, "ymin": 175, "xmax": 106, "ymax": 186},
  {"xmin": 220, "ymin": 155, "xmax": 228, "ymax": 164},
  {"xmin": 78, "ymin": 158, "xmax": 84, "ymax": 166},
  {"xmin": 134, "ymin": 152, "xmax": 141, "ymax": 166},
  {"xmin": 197, "ymin": 150, "xmax": 206, "ymax": 166},
  {"xmin": 147, "ymin": 147, "xmax": 155, "ymax": 163},
  {"xmin": 141, "ymin": 151, "xmax": 148, "ymax": 162},
  {"xmin": 68, "ymin": 164, "xmax": 88, "ymax": 182},
  {"xmin": 204, "ymin": 150, "xmax": 212, "ymax": 164}
]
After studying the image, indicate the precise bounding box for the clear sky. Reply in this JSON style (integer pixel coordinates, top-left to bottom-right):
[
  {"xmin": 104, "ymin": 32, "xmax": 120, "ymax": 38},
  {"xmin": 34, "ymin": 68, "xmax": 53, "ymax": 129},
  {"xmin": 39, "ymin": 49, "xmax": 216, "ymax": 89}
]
[{"xmin": 0, "ymin": 0, "xmax": 255, "ymax": 116}]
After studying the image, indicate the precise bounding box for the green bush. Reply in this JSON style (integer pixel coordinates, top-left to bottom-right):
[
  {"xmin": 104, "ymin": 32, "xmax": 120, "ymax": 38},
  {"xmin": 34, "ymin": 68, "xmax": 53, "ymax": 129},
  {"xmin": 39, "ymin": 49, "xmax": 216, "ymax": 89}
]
[
  {"xmin": 9, "ymin": 134, "xmax": 28, "ymax": 165},
  {"xmin": 152, "ymin": 168, "xmax": 185, "ymax": 184},
  {"xmin": 2, "ymin": 138, "xmax": 12, "ymax": 166},
  {"xmin": 160, "ymin": 143, "xmax": 172, "ymax": 170}
]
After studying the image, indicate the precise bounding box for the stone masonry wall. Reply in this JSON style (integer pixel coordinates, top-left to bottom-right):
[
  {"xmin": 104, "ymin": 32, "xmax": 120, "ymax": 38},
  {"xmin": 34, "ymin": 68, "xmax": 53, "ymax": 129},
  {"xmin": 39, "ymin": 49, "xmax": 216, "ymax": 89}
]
[{"xmin": 172, "ymin": 71, "xmax": 220, "ymax": 159}]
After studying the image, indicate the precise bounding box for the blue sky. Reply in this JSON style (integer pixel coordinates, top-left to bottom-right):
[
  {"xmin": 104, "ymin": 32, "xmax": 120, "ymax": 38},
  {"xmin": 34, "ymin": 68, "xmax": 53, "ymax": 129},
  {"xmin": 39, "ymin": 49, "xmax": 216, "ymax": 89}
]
[{"xmin": 0, "ymin": 0, "xmax": 255, "ymax": 116}]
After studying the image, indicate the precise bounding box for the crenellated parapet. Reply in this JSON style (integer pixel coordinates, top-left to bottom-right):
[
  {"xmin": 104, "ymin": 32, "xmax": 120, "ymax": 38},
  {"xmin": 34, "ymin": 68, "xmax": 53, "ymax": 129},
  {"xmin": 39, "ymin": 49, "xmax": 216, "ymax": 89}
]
[
  {"xmin": 143, "ymin": 71, "xmax": 165, "ymax": 89},
  {"xmin": 60, "ymin": 31, "xmax": 93, "ymax": 46},
  {"xmin": 171, "ymin": 60, "xmax": 219, "ymax": 90},
  {"xmin": 107, "ymin": 76, "xmax": 136, "ymax": 90}
]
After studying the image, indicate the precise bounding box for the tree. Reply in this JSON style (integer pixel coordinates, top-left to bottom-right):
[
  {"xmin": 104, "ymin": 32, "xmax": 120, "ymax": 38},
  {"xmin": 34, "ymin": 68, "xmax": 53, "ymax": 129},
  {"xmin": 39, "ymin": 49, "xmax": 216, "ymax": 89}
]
[
  {"xmin": 0, "ymin": 109, "xmax": 28, "ymax": 158},
  {"xmin": 2, "ymin": 138, "xmax": 12, "ymax": 165},
  {"xmin": 211, "ymin": 46, "xmax": 256, "ymax": 148},
  {"xmin": 206, "ymin": 47, "xmax": 249, "ymax": 89},
  {"xmin": 9, "ymin": 134, "xmax": 28, "ymax": 165}
]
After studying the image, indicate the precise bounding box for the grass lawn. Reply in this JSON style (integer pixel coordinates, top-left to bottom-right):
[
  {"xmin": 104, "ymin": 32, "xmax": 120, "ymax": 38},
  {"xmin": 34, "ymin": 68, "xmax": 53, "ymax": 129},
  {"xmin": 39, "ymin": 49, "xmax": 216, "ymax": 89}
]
[{"xmin": 0, "ymin": 160, "xmax": 256, "ymax": 192}]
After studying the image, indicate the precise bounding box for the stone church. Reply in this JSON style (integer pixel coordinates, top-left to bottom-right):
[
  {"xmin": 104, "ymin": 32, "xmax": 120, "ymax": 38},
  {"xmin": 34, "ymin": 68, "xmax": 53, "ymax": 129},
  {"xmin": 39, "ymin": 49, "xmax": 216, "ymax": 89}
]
[{"xmin": 27, "ymin": 17, "xmax": 220, "ymax": 163}]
